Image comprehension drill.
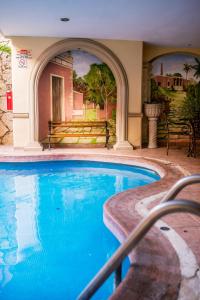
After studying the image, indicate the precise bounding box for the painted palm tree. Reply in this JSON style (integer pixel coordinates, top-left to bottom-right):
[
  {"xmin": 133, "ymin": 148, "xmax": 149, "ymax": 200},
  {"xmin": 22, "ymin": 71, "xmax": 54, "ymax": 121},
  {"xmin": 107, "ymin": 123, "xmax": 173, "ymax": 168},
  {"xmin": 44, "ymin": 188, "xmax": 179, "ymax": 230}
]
[
  {"xmin": 183, "ymin": 63, "xmax": 192, "ymax": 81},
  {"xmin": 192, "ymin": 58, "xmax": 200, "ymax": 81}
]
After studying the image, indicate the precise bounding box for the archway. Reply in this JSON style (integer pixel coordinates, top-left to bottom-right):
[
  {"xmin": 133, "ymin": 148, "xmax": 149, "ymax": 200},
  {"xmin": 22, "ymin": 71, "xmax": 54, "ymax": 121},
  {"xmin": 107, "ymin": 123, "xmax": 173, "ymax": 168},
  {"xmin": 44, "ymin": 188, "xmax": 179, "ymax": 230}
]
[{"xmin": 29, "ymin": 38, "xmax": 132, "ymax": 150}]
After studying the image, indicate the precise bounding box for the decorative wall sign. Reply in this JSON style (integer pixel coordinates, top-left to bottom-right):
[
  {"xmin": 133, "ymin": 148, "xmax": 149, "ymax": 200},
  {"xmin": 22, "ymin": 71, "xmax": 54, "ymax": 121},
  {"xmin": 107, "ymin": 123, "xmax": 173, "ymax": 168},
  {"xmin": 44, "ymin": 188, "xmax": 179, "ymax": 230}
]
[{"xmin": 16, "ymin": 49, "xmax": 32, "ymax": 68}]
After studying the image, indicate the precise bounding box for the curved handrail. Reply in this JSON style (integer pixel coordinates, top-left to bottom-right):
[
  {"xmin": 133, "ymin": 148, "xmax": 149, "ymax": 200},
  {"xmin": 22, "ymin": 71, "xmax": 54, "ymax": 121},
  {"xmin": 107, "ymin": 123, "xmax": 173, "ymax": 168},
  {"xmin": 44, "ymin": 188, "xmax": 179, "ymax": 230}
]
[
  {"xmin": 161, "ymin": 174, "xmax": 200, "ymax": 203},
  {"xmin": 77, "ymin": 199, "xmax": 200, "ymax": 300}
]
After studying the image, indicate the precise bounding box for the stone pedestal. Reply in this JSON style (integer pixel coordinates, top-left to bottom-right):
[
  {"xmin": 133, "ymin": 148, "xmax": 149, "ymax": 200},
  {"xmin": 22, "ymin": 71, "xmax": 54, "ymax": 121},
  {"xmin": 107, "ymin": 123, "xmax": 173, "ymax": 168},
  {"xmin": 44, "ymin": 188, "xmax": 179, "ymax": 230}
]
[
  {"xmin": 24, "ymin": 141, "xmax": 43, "ymax": 151},
  {"xmin": 148, "ymin": 117, "xmax": 158, "ymax": 148},
  {"xmin": 144, "ymin": 103, "xmax": 162, "ymax": 149},
  {"xmin": 113, "ymin": 140, "xmax": 133, "ymax": 150}
]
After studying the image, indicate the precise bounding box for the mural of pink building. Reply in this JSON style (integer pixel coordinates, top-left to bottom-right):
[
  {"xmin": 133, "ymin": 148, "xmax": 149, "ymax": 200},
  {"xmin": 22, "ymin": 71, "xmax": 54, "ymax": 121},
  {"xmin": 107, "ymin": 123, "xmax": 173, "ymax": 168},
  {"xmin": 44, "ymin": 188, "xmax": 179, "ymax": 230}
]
[{"xmin": 38, "ymin": 54, "xmax": 83, "ymax": 140}]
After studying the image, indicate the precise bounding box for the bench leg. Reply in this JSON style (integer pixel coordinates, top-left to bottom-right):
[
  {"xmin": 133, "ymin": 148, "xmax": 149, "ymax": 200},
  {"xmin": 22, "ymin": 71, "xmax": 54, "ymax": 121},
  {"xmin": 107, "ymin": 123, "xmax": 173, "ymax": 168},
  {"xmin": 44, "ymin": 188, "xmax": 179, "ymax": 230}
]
[
  {"xmin": 48, "ymin": 136, "xmax": 51, "ymax": 150},
  {"xmin": 188, "ymin": 136, "xmax": 196, "ymax": 158},
  {"xmin": 166, "ymin": 134, "xmax": 169, "ymax": 155},
  {"xmin": 187, "ymin": 136, "xmax": 193, "ymax": 157},
  {"xmin": 105, "ymin": 134, "xmax": 110, "ymax": 149}
]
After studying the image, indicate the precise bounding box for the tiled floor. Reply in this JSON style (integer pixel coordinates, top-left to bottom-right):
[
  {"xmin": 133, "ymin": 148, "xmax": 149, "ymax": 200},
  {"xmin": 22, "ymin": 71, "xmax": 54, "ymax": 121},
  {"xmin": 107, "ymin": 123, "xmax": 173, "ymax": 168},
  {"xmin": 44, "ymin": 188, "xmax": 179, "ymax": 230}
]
[{"xmin": 0, "ymin": 145, "xmax": 199, "ymax": 299}]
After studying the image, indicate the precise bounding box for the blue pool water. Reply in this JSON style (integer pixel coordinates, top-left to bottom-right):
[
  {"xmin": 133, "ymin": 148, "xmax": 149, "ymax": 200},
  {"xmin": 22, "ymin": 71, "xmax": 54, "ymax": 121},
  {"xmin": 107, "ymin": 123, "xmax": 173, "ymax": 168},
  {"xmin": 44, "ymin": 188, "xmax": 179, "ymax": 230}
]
[{"xmin": 0, "ymin": 160, "xmax": 159, "ymax": 300}]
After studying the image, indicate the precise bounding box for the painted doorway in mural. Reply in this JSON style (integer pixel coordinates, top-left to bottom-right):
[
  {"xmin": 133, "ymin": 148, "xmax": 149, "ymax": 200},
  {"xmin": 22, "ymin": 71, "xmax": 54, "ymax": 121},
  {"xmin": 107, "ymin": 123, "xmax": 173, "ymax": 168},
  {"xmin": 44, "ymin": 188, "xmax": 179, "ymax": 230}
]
[{"xmin": 51, "ymin": 75, "xmax": 64, "ymax": 122}]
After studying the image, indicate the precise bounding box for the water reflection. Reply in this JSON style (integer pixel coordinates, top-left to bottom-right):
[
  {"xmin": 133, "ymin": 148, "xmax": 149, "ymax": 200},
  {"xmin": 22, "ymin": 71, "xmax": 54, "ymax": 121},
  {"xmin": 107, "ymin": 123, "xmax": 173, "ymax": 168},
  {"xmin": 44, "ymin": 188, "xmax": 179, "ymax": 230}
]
[{"xmin": 0, "ymin": 174, "xmax": 40, "ymax": 288}]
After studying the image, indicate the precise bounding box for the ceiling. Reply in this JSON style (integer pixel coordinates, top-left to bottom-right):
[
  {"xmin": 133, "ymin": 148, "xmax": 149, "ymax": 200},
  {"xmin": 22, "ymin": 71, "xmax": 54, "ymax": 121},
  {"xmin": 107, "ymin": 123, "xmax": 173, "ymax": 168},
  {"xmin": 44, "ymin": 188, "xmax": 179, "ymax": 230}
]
[{"xmin": 0, "ymin": 0, "xmax": 200, "ymax": 47}]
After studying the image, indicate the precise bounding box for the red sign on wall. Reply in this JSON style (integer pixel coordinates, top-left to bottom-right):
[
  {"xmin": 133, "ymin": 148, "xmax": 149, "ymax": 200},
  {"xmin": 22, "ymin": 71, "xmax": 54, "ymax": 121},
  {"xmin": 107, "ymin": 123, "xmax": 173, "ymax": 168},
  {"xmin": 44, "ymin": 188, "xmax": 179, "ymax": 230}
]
[{"xmin": 6, "ymin": 90, "xmax": 13, "ymax": 111}]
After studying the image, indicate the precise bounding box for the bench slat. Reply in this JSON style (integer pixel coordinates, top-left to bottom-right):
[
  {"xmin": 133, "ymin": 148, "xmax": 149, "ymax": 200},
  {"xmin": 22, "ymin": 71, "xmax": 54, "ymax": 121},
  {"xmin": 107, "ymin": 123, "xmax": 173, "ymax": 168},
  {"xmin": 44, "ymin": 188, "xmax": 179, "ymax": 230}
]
[
  {"xmin": 50, "ymin": 121, "xmax": 106, "ymax": 128},
  {"xmin": 48, "ymin": 133, "xmax": 107, "ymax": 138},
  {"xmin": 51, "ymin": 124, "xmax": 105, "ymax": 128}
]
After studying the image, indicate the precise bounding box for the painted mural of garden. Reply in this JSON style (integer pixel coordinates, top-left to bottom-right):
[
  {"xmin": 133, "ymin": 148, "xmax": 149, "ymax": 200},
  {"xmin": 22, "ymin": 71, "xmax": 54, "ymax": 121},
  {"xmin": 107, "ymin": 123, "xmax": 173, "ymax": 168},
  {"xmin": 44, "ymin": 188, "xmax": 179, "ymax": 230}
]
[
  {"xmin": 38, "ymin": 50, "xmax": 117, "ymax": 148},
  {"xmin": 150, "ymin": 54, "xmax": 200, "ymax": 147}
]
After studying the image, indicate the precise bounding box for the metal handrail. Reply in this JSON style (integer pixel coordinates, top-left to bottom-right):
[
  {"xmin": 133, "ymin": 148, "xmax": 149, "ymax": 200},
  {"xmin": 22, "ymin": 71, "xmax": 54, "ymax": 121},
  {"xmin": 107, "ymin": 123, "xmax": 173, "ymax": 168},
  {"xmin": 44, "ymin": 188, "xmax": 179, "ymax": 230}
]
[
  {"xmin": 161, "ymin": 174, "xmax": 200, "ymax": 203},
  {"xmin": 77, "ymin": 199, "xmax": 200, "ymax": 300}
]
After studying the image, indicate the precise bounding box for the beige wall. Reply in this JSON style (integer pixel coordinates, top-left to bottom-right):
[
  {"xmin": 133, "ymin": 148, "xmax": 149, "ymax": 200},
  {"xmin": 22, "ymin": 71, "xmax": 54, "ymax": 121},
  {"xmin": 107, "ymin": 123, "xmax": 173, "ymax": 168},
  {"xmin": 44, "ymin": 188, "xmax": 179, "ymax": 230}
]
[{"xmin": 10, "ymin": 36, "xmax": 143, "ymax": 148}]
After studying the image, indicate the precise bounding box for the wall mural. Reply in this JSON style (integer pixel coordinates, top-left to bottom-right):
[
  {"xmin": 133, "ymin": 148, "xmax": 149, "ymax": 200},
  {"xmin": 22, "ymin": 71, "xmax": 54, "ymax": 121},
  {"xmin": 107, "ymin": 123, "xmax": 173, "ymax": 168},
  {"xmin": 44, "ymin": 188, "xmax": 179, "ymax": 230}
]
[
  {"xmin": 151, "ymin": 53, "xmax": 200, "ymax": 142},
  {"xmin": 72, "ymin": 50, "xmax": 116, "ymax": 122},
  {"xmin": 152, "ymin": 54, "xmax": 200, "ymax": 112},
  {"xmin": 38, "ymin": 50, "xmax": 116, "ymax": 147}
]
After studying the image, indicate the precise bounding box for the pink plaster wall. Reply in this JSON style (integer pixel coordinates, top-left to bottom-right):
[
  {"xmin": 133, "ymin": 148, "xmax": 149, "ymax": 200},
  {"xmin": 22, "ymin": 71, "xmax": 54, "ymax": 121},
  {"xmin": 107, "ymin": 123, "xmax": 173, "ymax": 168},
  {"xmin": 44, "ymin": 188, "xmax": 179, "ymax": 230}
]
[
  {"xmin": 98, "ymin": 103, "xmax": 116, "ymax": 120},
  {"xmin": 38, "ymin": 62, "xmax": 73, "ymax": 140},
  {"xmin": 86, "ymin": 102, "xmax": 95, "ymax": 109},
  {"xmin": 73, "ymin": 91, "xmax": 83, "ymax": 109}
]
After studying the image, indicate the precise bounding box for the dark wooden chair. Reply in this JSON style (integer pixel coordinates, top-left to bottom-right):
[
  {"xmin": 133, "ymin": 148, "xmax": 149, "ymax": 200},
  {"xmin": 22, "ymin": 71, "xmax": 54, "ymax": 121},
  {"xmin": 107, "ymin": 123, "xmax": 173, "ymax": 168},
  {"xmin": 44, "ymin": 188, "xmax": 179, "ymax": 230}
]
[{"xmin": 163, "ymin": 113, "xmax": 191, "ymax": 155}]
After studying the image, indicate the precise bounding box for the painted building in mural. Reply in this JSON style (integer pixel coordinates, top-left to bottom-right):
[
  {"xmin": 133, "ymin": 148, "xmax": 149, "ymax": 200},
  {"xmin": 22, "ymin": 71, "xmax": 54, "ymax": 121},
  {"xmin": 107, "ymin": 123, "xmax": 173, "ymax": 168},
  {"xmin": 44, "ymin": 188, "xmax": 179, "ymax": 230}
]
[
  {"xmin": 38, "ymin": 53, "xmax": 80, "ymax": 140},
  {"xmin": 153, "ymin": 74, "xmax": 189, "ymax": 91},
  {"xmin": 152, "ymin": 63, "xmax": 191, "ymax": 91}
]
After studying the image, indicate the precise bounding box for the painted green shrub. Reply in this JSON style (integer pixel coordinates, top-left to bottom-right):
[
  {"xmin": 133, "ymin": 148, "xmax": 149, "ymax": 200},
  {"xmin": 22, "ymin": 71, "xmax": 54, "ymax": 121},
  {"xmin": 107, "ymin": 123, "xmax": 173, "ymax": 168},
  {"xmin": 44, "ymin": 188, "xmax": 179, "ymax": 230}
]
[{"xmin": 181, "ymin": 83, "xmax": 200, "ymax": 119}]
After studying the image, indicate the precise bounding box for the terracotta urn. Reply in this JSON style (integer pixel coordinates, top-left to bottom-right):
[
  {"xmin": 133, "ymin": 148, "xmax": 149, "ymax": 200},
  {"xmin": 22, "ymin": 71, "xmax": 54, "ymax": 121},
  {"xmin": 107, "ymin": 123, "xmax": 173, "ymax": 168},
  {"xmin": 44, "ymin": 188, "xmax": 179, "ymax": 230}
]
[{"xmin": 144, "ymin": 103, "xmax": 162, "ymax": 148}]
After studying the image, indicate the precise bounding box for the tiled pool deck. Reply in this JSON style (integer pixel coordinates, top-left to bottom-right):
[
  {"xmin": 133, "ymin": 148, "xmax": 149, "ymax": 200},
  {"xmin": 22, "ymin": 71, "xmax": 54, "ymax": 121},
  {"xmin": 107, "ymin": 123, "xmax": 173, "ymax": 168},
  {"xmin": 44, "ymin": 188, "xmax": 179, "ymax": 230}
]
[{"xmin": 0, "ymin": 146, "xmax": 199, "ymax": 300}]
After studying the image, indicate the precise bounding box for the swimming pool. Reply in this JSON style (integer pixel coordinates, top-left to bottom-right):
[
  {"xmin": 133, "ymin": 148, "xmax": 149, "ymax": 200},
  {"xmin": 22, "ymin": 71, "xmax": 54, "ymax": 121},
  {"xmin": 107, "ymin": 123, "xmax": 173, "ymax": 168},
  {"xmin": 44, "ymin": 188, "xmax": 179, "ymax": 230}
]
[{"xmin": 0, "ymin": 160, "xmax": 159, "ymax": 299}]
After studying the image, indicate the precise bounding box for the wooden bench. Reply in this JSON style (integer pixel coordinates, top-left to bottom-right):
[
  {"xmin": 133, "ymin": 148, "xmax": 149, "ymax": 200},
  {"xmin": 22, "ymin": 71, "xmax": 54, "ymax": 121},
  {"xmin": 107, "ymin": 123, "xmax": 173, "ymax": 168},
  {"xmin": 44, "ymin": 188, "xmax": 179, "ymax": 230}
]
[{"xmin": 43, "ymin": 120, "xmax": 110, "ymax": 150}]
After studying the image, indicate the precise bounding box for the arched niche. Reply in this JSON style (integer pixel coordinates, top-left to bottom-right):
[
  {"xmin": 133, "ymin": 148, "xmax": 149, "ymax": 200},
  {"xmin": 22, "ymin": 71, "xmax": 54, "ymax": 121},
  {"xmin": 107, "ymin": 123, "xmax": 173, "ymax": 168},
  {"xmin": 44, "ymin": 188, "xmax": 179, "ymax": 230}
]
[{"xmin": 29, "ymin": 38, "xmax": 132, "ymax": 150}]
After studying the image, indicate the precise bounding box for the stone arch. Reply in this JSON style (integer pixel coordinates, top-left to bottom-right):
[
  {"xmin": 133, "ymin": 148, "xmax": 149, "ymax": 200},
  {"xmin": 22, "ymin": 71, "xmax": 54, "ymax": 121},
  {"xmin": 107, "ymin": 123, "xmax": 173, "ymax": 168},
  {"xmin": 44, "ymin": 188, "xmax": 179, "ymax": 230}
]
[
  {"xmin": 149, "ymin": 50, "xmax": 200, "ymax": 63},
  {"xmin": 29, "ymin": 38, "xmax": 132, "ymax": 150}
]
